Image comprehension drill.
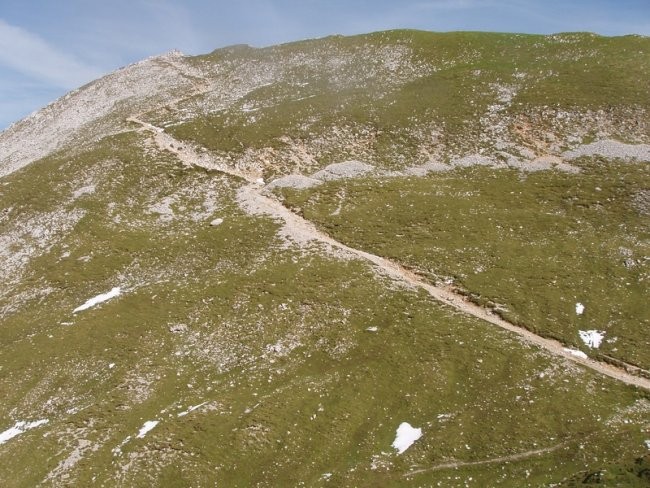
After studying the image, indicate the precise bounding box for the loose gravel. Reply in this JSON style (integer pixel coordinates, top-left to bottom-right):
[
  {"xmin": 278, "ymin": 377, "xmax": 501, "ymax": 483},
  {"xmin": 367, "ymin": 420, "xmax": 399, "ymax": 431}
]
[
  {"xmin": 265, "ymin": 175, "xmax": 323, "ymax": 190},
  {"xmin": 563, "ymin": 139, "xmax": 650, "ymax": 161},
  {"xmin": 311, "ymin": 161, "xmax": 375, "ymax": 181}
]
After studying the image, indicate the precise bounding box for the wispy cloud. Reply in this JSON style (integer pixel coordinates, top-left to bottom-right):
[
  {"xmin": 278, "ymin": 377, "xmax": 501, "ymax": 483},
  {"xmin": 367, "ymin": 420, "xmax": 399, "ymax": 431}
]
[
  {"xmin": 69, "ymin": 0, "xmax": 203, "ymax": 64},
  {"xmin": 0, "ymin": 19, "xmax": 103, "ymax": 89},
  {"xmin": 412, "ymin": 0, "xmax": 484, "ymax": 10}
]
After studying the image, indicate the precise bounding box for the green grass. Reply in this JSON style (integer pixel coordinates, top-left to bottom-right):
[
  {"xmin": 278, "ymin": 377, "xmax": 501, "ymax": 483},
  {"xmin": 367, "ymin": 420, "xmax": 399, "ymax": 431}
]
[
  {"xmin": 2, "ymin": 30, "xmax": 650, "ymax": 487},
  {"xmin": 0, "ymin": 133, "xmax": 648, "ymax": 487},
  {"xmin": 167, "ymin": 30, "xmax": 649, "ymax": 177},
  {"xmin": 279, "ymin": 159, "xmax": 650, "ymax": 370}
]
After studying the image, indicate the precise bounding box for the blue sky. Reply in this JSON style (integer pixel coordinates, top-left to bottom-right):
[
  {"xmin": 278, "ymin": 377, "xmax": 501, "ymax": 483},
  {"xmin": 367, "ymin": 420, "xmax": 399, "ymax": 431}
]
[{"xmin": 1, "ymin": 0, "xmax": 648, "ymax": 129}]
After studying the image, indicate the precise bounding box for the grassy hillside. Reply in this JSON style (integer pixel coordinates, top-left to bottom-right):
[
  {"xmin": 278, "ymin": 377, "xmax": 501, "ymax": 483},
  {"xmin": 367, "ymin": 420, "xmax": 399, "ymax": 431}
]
[
  {"xmin": 1, "ymin": 30, "xmax": 649, "ymax": 486},
  {"xmin": 166, "ymin": 31, "xmax": 649, "ymax": 178},
  {"xmin": 279, "ymin": 159, "xmax": 650, "ymax": 370}
]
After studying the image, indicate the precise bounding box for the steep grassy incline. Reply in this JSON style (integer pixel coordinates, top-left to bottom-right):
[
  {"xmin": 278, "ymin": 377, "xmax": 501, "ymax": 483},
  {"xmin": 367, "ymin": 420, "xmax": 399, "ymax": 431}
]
[
  {"xmin": 0, "ymin": 130, "xmax": 648, "ymax": 487},
  {"xmin": 165, "ymin": 30, "xmax": 650, "ymax": 372},
  {"xmin": 280, "ymin": 160, "xmax": 650, "ymax": 370},
  {"xmin": 166, "ymin": 31, "xmax": 649, "ymax": 178},
  {"xmin": 1, "ymin": 30, "xmax": 649, "ymax": 487}
]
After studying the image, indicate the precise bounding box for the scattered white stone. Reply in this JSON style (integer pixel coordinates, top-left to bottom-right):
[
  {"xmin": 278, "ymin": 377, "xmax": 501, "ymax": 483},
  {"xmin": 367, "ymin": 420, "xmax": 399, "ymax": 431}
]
[
  {"xmin": 136, "ymin": 420, "xmax": 159, "ymax": 439},
  {"xmin": 255, "ymin": 178, "xmax": 265, "ymax": 185},
  {"xmin": 575, "ymin": 302, "xmax": 585, "ymax": 315},
  {"xmin": 579, "ymin": 330, "xmax": 605, "ymax": 349},
  {"xmin": 148, "ymin": 196, "xmax": 176, "ymax": 222},
  {"xmin": 177, "ymin": 402, "xmax": 208, "ymax": 417},
  {"xmin": 72, "ymin": 184, "xmax": 96, "ymax": 199},
  {"xmin": 644, "ymin": 439, "xmax": 650, "ymax": 450},
  {"xmin": 265, "ymin": 337, "xmax": 301, "ymax": 357},
  {"xmin": 321, "ymin": 473, "xmax": 332, "ymax": 480},
  {"xmin": 366, "ymin": 326, "xmax": 378, "ymax": 332},
  {"xmin": 169, "ymin": 323, "xmax": 188, "ymax": 333},
  {"xmin": 370, "ymin": 452, "xmax": 392, "ymax": 471},
  {"xmin": 108, "ymin": 363, "xmax": 115, "ymax": 369},
  {"xmin": 564, "ymin": 348, "xmax": 588, "ymax": 359},
  {"xmin": 404, "ymin": 161, "xmax": 452, "ymax": 175},
  {"xmin": 311, "ymin": 161, "xmax": 375, "ymax": 181},
  {"xmin": 210, "ymin": 218, "xmax": 224, "ymax": 226},
  {"xmin": 112, "ymin": 435, "xmax": 132, "ymax": 456},
  {"xmin": 452, "ymin": 154, "xmax": 497, "ymax": 168},
  {"xmin": 0, "ymin": 419, "xmax": 49, "ymax": 445},
  {"xmin": 73, "ymin": 287, "xmax": 121, "ymax": 313},
  {"xmin": 563, "ymin": 140, "xmax": 650, "ymax": 162},
  {"xmin": 265, "ymin": 175, "xmax": 323, "ymax": 190},
  {"xmin": 242, "ymin": 104, "xmax": 259, "ymax": 113},
  {"xmin": 392, "ymin": 422, "xmax": 422, "ymax": 454}
]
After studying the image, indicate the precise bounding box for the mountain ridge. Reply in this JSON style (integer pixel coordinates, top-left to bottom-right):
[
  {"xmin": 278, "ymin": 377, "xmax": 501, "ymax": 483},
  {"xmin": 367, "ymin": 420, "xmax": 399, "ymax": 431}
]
[{"xmin": 3, "ymin": 30, "xmax": 649, "ymax": 178}]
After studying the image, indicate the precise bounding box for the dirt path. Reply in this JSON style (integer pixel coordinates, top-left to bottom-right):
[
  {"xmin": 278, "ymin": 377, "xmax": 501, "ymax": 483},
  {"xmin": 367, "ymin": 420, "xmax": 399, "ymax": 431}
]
[
  {"xmin": 130, "ymin": 117, "xmax": 650, "ymax": 392},
  {"xmin": 404, "ymin": 443, "xmax": 566, "ymax": 477}
]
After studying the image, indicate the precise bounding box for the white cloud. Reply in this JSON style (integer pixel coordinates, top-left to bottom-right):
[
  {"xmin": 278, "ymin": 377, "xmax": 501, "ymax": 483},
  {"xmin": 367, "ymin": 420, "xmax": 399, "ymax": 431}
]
[
  {"xmin": 70, "ymin": 0, "xmax": 203, "ymax": 62},
  {"xmin": 412, "ymin": 0, "xmax": 481, "ymax": 10},
  {"xmin": 0, "ymin": 19, "xmax": 102, "ymax": 89}
]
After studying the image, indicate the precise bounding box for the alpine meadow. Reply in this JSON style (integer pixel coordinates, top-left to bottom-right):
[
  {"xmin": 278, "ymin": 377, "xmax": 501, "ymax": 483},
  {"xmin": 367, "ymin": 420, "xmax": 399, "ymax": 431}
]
[{"xmin": 0, "ymin": 30, "xmax": 649, "ymax": 487}]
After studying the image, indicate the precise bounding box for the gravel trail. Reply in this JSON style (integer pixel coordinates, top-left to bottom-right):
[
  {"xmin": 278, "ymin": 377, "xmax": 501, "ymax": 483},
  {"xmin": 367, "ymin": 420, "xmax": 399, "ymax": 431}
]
[
  {"xmin": 132, "ymin": 117, "xmax": 650, "ymax": 392},
  {"xmin": 404, "ymin": 442, "xmax": 567, "ymax": 477}
]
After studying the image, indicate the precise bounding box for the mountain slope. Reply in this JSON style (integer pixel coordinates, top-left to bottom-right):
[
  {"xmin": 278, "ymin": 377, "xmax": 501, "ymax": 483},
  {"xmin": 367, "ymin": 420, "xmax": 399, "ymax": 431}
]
[
  {"xmin": 0, "ymin": 50, "xmax": 201, "ymax": 178},
  {"xmin": 0, "ymin": 30, "xmax": 649, "ymax": 487}
]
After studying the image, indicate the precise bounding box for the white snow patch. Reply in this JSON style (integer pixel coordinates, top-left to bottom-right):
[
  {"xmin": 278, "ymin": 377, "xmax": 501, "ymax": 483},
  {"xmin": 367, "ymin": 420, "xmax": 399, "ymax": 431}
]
[
  {"xmin": 392, "ymin": 422, "xmax": 422, "ymax": 454},
  {"xmin": 366, "ymin": 326, "xmax": 378, "ymax": 332},
  {"xmin": 579, "ymin": 330, "xmax": 605, "ymax": 349},
  {"xmin": 177, "ymin": 401, "xmax": 208, "ymax": 417},
  {"xmin": 108, "ymin": 363, "xmax": 115, "ymax": 369},
  {"xmin": 73, "ymin": 287, "xmax": 121, "ymax": 313},
  {"xmin": 644, "ymin": 439, "xmax": 650, "ymax": 450},
  {"xmin": 564, "ymin": 348, "xmax": 588, "ymax": 359},
  {"xmin": 575, "ymin": 302, "xmax": 585, "ymax": 315},
  {"xmin": 0, "ymin": 419, "xmax": 49, "ymax": 445},
  {"xmin": 136, "ymin": 420, "xmax": 159, "ymax": 439}
]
